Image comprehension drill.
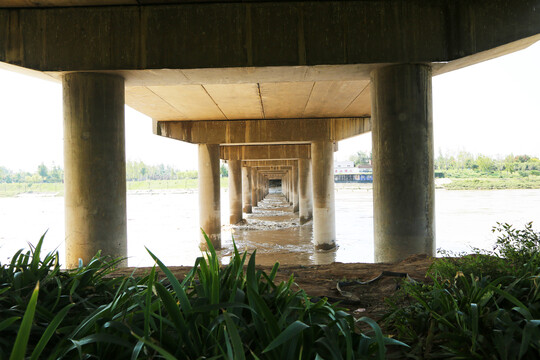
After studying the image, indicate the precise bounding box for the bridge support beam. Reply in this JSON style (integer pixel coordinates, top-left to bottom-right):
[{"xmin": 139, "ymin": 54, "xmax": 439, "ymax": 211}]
[
  {"xmin": 198, "ymin": 144, "xmax": 221, "ymax": 249},
  {"xmin": 228, "ymin": 160, "xmax": 243, "ymax": 224},
  {"xmin": 63, "ymin": 72, "xmax": 127, "ymax": 268},
  {"xmin": 372, "ymin": 64, "xmax": 435, "ymax": 263},
  {"xmin": 312, "ymin": 141, "xmax": 336, "ymax": 250},
  {"xmin": 242, "ymin": 166, "xmax": 252, "ymax": 213},
  {"xmin": 298, "ymin": 158, "xmax": 313, "ymax": 224}
]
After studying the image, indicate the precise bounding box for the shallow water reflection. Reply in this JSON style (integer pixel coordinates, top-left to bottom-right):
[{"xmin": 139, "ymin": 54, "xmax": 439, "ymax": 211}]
[{"xmin": 1, "ymin": 188, "xmax": 539, "ymax": 267}]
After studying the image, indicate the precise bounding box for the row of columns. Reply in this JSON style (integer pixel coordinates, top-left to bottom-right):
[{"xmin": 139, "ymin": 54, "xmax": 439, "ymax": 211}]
[{"xmin": 62, "ymin": 63, "xmax": 434, "ymax": 268}]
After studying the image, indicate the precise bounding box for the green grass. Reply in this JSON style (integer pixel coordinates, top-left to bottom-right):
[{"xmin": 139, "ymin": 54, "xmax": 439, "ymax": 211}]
[
  {"xmin": 0, "ymin": 182, "xmax": 64, "ymax": 197},
  {"xmin": 384, "ymin": 222, "xmax": 540, "ymax": 359},
  {"xmin": 442, "ymin": 175, "xmax": 540, "ymax": 190},
  {"xmin": 0, "ymin": 178, "xmax": 230, "ymax": 197},
  {"xmin": 0, "ymin": 232, "xmax": 401, "ymax": 359}
]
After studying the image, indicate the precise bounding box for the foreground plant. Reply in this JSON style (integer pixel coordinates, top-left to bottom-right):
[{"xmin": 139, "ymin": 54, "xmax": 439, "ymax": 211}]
[
  {"xmin": 385, "ymin": 223, "xmax": 540, "ymax": 359},
  {"xmin": 0, "ymin": 232, "xmax": 403, "ymax": 359}
]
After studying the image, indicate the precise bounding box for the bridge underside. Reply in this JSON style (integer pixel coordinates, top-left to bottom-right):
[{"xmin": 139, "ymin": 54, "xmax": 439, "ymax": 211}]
[{"xmin": 1, "ymin": 0, "xmax": 538, "ymax": 266}]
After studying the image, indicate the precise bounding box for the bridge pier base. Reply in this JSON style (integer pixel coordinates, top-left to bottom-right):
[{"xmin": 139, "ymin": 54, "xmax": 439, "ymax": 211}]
[
  {"xmin": 292, "ymin": 164, "xmax": 299, "ymax": 213},
  {"xmin": 372, "ymin": 64, "xmax": 435, "ymax": 263},
  {"xmin": 312, "ymin": 140, "xmax": 336, "ymax": 250},
  {"xmin": 63, "ymin": 72, "xmax": 127, "ymax": 268},
  {"xmin": 228, "ymin": 160, "xmax": 243, "ymax": 224},
  {"xmin": 298, "ymin": 158, "xmax": 313, "ymax": 224},
  {"xmin": 251, "ymin": 167, "xmax": 258, "ymax": 208},
  {"xmin": 242, "ymin": 166, "xmax": 252, "ymax": 213},
  {"xmin": 198, "ymin": 144, "xmax": 221, "ymax": 249}
]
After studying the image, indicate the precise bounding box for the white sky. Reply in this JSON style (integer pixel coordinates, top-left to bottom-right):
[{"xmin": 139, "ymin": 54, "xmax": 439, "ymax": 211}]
[{"xmin": 1, "ymin": 41, "xmax": 539, "ymax": 172}]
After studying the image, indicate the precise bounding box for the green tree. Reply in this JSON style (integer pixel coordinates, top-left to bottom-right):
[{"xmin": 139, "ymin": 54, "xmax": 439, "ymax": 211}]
[
  {"xmin": 37, "ymin": 163, "xmax": 48, "ymax": 180},
  {"xmin": 220, "ymin": 163, "xmax": 228, "ymax": 177},
  {"xmin": 476, "ymin": 155, "xmax": 495, "ymax": 172},
  {"xmin": 349, "ymin": 151, "xmax": 371, "ymax": 166}
]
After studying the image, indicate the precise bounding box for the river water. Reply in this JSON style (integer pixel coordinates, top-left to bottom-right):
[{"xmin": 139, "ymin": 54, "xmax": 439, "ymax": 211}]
[{"xmin": 1, "ymin": 188, "xmax": 539, "ymax": 267}]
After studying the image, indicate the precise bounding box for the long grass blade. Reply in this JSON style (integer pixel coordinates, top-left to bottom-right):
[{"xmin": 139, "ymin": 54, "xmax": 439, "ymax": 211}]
[
  {"xmin": 30, "ymin": 303, "xmax": 75, "ymax": 360},
  {"xmin": 0, "ymin": 317, "xmax": 20, "ymax": 332},
  {"xmin": 10, "ymin": 282, "xmax": 39, "ymax": 360},
  {"xmin": 223, "ymin": 312, "xmax": 246, "ymax": 360},
  {"xmin": 146, "ymin": 247, "xmax": 193, "ymax": 314},
  {"xmin": 263, "ymin": 320, "xmax": 309, "ymax": 353},
  {"xmin": 131, "ymin": 332, "xmax": 178, "ymax": 360},
  {"xmin": 358, "ymin": 316, "xmax": 386, "ymax": 360}
]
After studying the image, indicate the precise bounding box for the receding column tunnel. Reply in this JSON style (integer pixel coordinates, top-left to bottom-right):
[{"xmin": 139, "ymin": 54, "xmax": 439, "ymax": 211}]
[{"xmin": 269, "ymin": 179, "xmax": 282, "ymax": 193}]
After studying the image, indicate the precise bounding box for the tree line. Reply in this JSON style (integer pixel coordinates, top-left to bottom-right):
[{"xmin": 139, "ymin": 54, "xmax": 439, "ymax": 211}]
[
  {"xmin": 0, "ymin": 163, "xmax": 63, "ymax": 184},
  {"xmin": 435, "ymin": 151, "xmax": 540, "ymax": 175},
  {"xmin": 0, "ymin": 160, "xmax": 231, "ymax": 184}
]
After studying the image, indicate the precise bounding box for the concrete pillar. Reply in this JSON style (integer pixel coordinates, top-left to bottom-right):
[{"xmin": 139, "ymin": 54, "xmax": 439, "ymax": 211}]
[
  {"xmin": 242, "ymin": 166, "xmax": 252, "ymax": 213},
  {"xmin": 288, "ymin": 171, "xmax": 293, "ymax": 204},
  {"xmin": 311, "ymin": 141, "xmax": 336, "ymax": 250},
  {"xmin": 198, "ymin": 144, "xmax": 221, "ymax": 249},
  {"xmin": 63, "ymin": 73, "xmax": 127, "ymax": 269},
  {"xmin": 251, "ymin": 167, "xmax": 258, "ymax": 207},
  {"xmin": 228, "ymin": 160, "xmax": 242, "ymax": 224},
  {"xmin": 298, "ymin": 158, "xmax": 313, "ymax": 224},
  {"xmin": 292, "ymin": 164, "xmax": 299, "ymax": 212},
  {"xmin": 371, "ymin": 64, "xmax": 435, "ymax": 263},
  {"xmin": 257, "ymin": 174, "xmax": 264, "ymax": 201}
]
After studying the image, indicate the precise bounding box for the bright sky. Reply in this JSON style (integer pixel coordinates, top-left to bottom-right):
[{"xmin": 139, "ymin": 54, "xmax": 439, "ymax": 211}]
[{"xmin": 1, "ymin": 41, "xmax": 539, "ymax": 172}]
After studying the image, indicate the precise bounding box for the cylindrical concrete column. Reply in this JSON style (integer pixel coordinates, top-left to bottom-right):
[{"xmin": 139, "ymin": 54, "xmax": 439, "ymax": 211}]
[
  {"xmin": 298, "ymin": 158, "xmax": 313, "ymax": 224},
  {"xmin": 288, "ymin": 171, "xmax": 293, "ymax": 204},
  {"xmin": 311, "ymin": 141, "xmax": 336, "ymax": 250},
  {"xmin": 198, "ymin": 144, "xmax": 221, "ymax": 249},
  {"xmin": 258, "ymin": 174, "xmax": 263, "ymax": 203},
  {"xmin": 63, "ymin": 73, "xmax": 127, "ymax": 269},
  {"xmin": 292, "ymin": 164, "xmax": 299, "ymax": 213},
  {"xmin": 251, "ymin": 167, "xmax": 258, "ymax": 207},
  {"xmin": 371, "ymin": 64, "xmax": 435, "ymax": 263},
  {"xmin": 242, "ymin": 166, "xmax": 252, "ymax": 213},
  {"xmin": 228, "ymin": 160, "xmax": 242, "ymax": 224}
]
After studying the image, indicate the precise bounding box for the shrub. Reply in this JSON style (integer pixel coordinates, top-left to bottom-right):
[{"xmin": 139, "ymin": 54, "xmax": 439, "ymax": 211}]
[
  {"xmin": 1, "ymin": 233, "xmax": 403, "ymax": 359},
  {"xmin": 385, "ymin": 223, "xmax": 540, "ymax": 359}
]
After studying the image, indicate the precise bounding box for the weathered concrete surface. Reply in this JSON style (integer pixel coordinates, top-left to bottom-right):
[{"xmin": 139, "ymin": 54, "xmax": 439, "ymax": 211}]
[
  {"xmin": 298, "ymin": 158, "xmax": 313, "ymax": 224},
  {"xmin": 1, "ymin": 1, "xmax": 538, "ymax": 73},
  {"xmin": 228, "ymin": 159, "xmax": 242, "ymax": 224},
  {"xmin": 311, "ymin": 141, "xmax": 336, "ymax": 250},
  {"xmin": 242, "ymin": 166, "xmax": 252, "ymax": 214},
  {"xmin": 251, "ymin": 167, "xmax": 258, "ymax": 207},
  {"xmin": 63, "ymin": 72, "xmax": 127, "ymax": 268},
  {"xmin": 372, "ymin": 64, "xmax": 435, "ymax": 263},
  {"xmin": 221, "ymin": 144, "xmax": 311, "ymax": 160},
  {"xmin": 198, "ymin": 144, "xmax": 221, "ymax": 249},
  {"xmin": 292, "ymin": 164, "xmax": 299, "ymax": 213},
  {"xmin": 242, "ymin": 160, "xmax": 297, "ymax": 167},
  {"xmin": 154, "ymin": 118, "xmax": 370, "ymax": 144}
]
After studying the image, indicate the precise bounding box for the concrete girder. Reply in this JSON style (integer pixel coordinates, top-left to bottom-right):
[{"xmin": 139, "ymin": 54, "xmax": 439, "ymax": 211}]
[
  {"xmin": 221, "ymin": 144, "xmax": 311, "ymax": 161},
  {"xmin": 1, "ymin": 1, "xmax": 539, "ymax": 76},
  {"xmin": 221, "ymin": 143, "xmax": 339, "ymax": 161},
  {"xmin": 154, "ymin": 118, "xmax": 369, "ymax": 144},
  {"xmin": 242, "ymin": 160, "xmax": 297, "ymax": 168}
]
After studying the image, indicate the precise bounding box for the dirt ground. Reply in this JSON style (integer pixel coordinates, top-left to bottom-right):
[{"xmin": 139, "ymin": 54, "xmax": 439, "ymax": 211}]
[{"xmin": 114, "ymin": 254, "xmax": 434, "ymax": 322}]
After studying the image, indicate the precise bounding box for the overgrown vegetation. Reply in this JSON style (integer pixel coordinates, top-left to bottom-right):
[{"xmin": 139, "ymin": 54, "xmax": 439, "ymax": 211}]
[
  {"xmin": 384, "ymin": 223, "xmax": 540, "ymax": 359},
  {"xmin": 3, "ymin": 224, "xmax": 539, "ymax": 358},
  {"xmin": 0, "ymin": 233, "xmax": 402, "ymax": 359},
  {"xmin": 435, "ymin": 152, "xmax": 540, "ymax": 190}
]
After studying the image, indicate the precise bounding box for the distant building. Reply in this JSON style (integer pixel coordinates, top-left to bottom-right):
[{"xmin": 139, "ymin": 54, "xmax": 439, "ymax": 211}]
[{"xmin": 334, "ymin": 161, "xmax": 373, "ymax": 183}]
